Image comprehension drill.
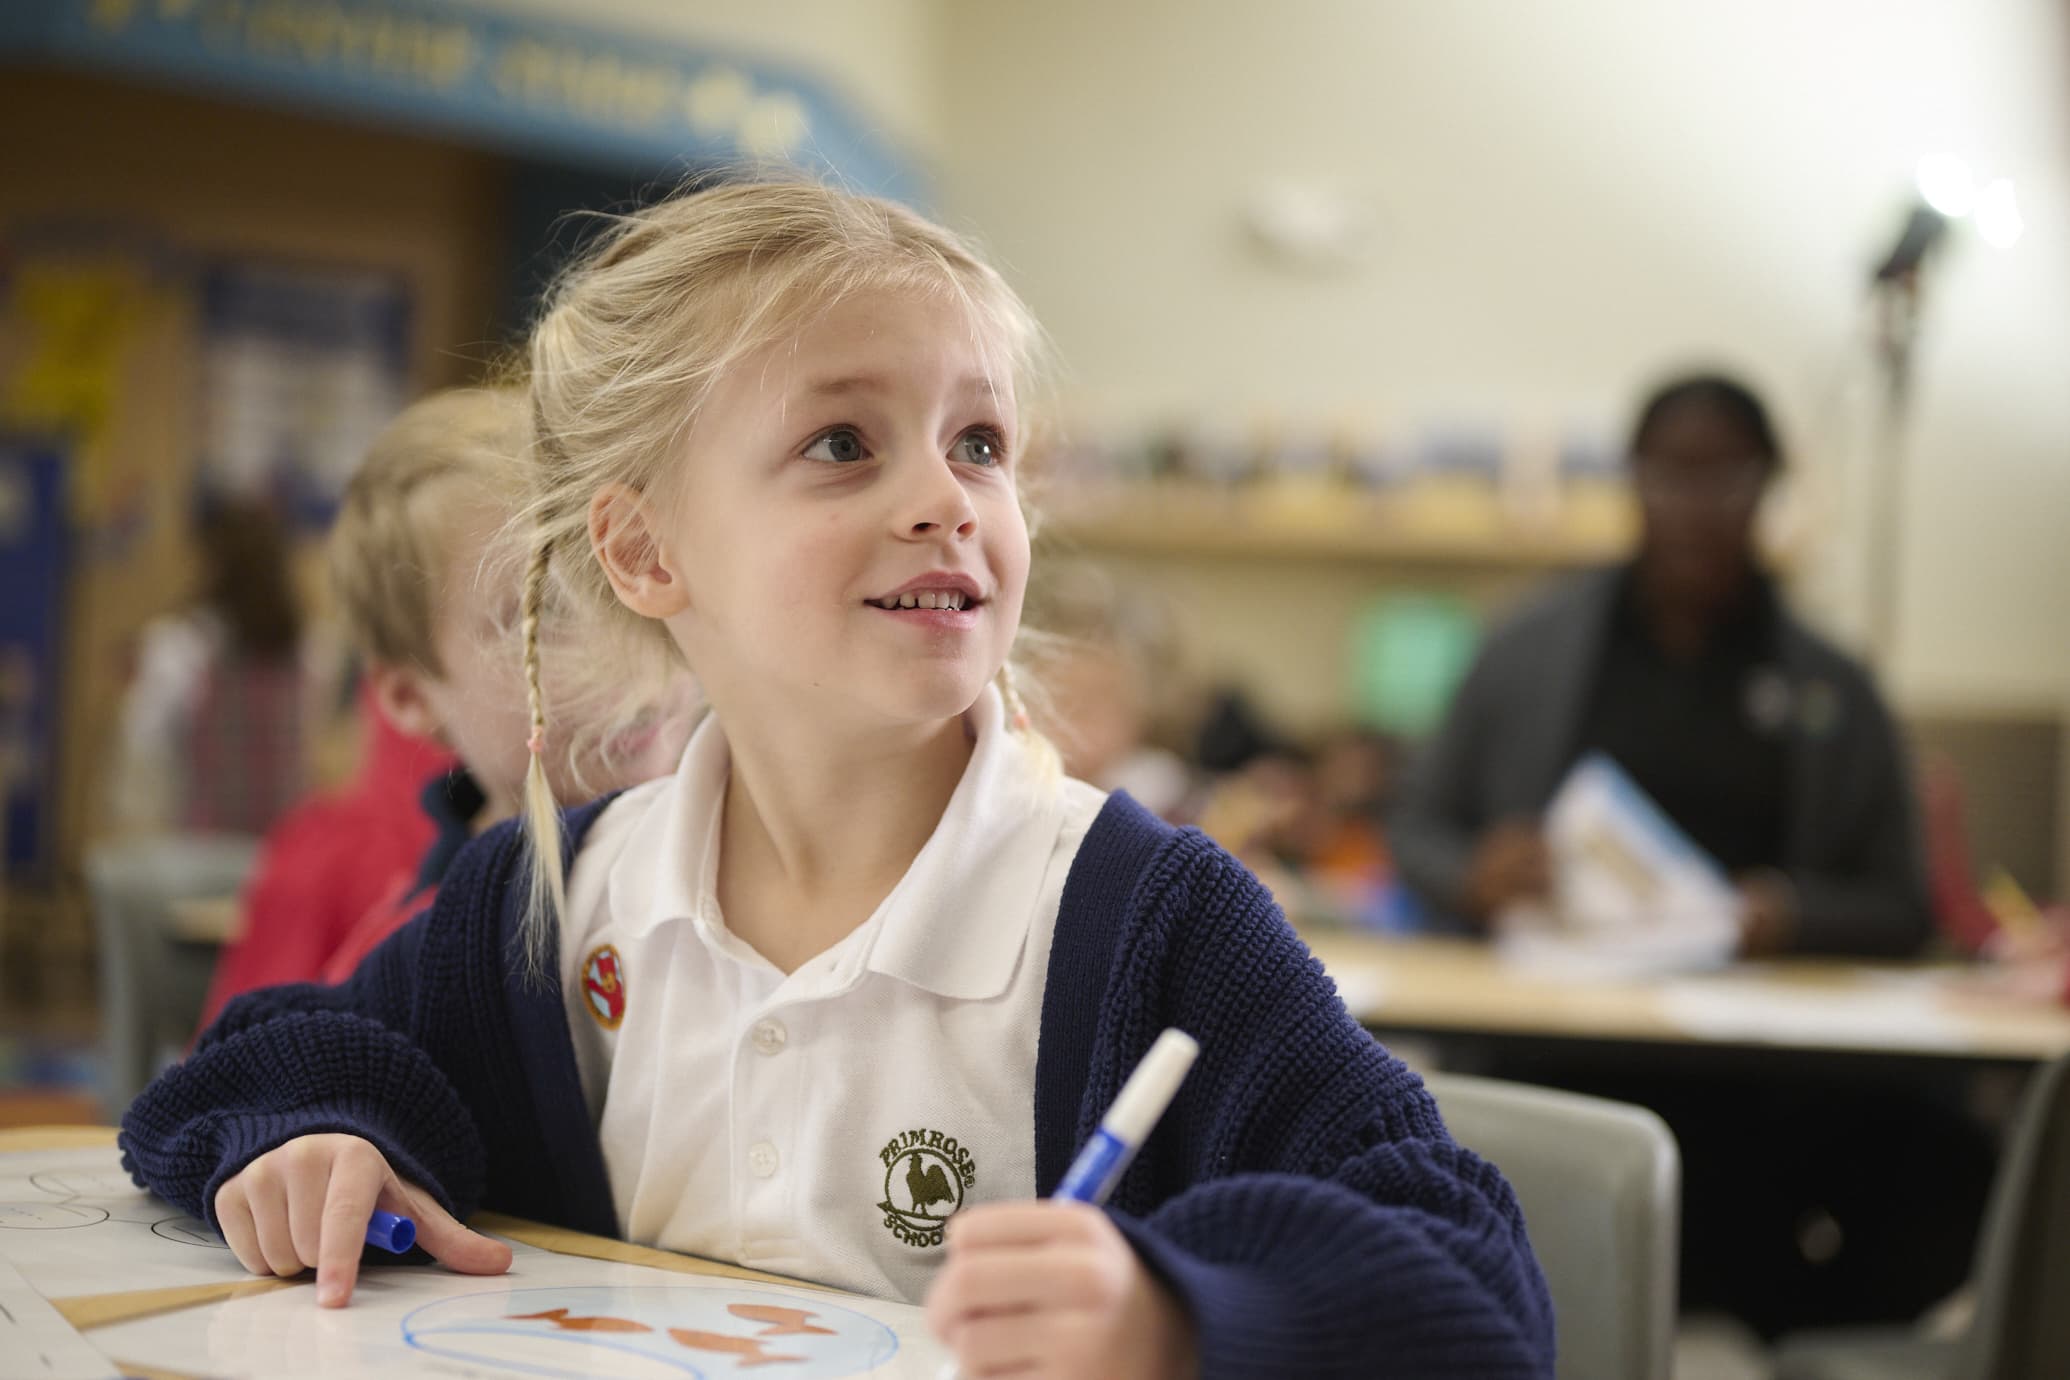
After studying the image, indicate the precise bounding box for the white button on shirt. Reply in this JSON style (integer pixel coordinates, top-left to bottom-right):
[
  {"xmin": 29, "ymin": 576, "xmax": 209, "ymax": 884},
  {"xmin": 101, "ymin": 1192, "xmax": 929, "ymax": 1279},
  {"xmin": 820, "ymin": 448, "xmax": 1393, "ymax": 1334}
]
[{"xmin": 559, "ymin": 687, "xmax": 1105, "ymax": 1303}]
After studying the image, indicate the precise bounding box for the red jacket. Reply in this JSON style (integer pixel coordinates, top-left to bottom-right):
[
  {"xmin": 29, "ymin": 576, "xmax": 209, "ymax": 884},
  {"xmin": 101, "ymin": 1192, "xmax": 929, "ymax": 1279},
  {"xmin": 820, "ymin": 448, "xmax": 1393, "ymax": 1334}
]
[
  {"xmin": 321, "ymin": 765, "xmax": 487, "ymax": 983},
  {"xmin": 196, "ymin": 691, "xmax": 451, "ymax": 1031},
  {"xmin": 321, "ymin": 875, "xmax": 436, "ymax": 984}
]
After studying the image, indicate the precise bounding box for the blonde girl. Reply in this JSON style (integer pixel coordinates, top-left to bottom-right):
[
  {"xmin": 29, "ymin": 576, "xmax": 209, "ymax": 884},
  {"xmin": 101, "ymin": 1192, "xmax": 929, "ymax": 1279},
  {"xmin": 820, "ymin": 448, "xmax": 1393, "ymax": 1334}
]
[{"xmin": 122, "ymin": 181, "xmax": 1553, "ymax": 1380}]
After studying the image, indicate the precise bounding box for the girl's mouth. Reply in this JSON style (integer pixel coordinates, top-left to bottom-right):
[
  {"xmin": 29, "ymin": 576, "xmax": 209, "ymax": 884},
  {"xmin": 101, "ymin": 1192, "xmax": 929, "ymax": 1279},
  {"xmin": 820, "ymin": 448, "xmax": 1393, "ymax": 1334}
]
[{"xmin": 866, "ymin": 589, "xmax": 975, "ymax": 611}]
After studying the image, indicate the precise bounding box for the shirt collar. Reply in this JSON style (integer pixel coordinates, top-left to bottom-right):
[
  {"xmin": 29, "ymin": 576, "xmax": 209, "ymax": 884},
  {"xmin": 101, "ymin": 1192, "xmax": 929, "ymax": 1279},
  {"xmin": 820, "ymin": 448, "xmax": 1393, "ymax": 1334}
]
[
  {"xmin": 1615, "ymin": 559, "xmax": 1781, "ymax": 661},
  {"xmin": 606, "ymin": 687, "xmax": 1066, "ymax": 1001},
  {"xmin": 862, "ymin": 686, "xmax": 1064, "ymax": 1000},
  {"xmin": 605, "ymin": 709, "xmax": 728, "ymax": 945}
]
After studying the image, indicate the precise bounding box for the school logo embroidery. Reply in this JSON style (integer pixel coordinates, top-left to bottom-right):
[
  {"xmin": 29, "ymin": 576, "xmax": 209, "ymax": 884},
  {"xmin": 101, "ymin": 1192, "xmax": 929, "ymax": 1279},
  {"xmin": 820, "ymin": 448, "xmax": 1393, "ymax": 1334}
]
[
  {"xmin": 581, "ymin": 945, "xmax": 627, "ymax": 1030},
  {"xmin": 876, "ymin": 1129, "xmax": 977, "ymax": 1248}
]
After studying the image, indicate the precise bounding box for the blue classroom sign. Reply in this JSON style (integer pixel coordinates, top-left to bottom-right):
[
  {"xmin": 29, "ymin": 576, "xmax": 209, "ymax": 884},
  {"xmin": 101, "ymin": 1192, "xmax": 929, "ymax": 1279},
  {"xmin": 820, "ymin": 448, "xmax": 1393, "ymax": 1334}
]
[
  {"xmin": 0, "ymin": 439, "xmax": 68, "ymax": 882},
  {"xmin": 0, "ymin": 0, "xmax": 923, "ymax": 203}
]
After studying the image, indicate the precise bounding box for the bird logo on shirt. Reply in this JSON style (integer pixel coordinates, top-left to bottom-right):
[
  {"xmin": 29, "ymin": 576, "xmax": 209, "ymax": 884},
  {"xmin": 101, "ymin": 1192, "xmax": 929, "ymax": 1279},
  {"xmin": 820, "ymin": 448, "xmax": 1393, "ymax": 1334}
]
[
  {"xmin": 877, "ymin": 1128, "xmax": 978, "ymax": 1249},
  {"xmin": 907, "ymin": 1155, "xmax": 953, "ymax": 1213},
  {"xmin": 581, "ymin": 945, "xmax": 627, "ymax": 1030}
]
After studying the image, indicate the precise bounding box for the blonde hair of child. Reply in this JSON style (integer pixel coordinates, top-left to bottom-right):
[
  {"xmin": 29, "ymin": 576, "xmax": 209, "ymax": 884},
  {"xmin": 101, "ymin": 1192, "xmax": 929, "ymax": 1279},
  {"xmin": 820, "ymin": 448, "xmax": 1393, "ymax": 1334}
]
[
  {"xmin": 336, "ymin": 384, "xmax": 686, "ymax": 833},
  {"xmin": 516, "ymin": 177, "xmax": 1055, "ymax": 973},
  {"xmin": 330, "ymin": 387, "xmax": 532, "ymax": 676}
]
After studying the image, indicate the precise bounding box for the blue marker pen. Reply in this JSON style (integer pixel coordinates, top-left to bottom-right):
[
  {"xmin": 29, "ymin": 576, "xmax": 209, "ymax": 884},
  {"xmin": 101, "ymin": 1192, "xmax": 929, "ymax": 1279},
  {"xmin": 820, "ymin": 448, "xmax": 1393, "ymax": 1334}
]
[
  {"xmin": 1052, "ymin": 1027, "xmax": 1200, "ymax": 1208},
  {"xmin": 365, "ymin": 1209, "xmax": 416, "ymax": 1254},
  {"xmin": 939, "ymin": 1028, "xmax": 1199, "ymax": 1380}
]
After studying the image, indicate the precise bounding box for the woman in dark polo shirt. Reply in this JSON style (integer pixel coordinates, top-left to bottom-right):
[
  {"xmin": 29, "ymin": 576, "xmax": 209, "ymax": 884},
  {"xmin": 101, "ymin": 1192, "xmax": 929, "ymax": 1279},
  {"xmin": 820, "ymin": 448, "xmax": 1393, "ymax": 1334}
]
[
  {"xmin": 1391, "ymin": 374, "xmax": 1985, "ymax": 1338},
  {"xmin": 1392, "ymin": 373, "xmax": 1932, "ymax": 958}
]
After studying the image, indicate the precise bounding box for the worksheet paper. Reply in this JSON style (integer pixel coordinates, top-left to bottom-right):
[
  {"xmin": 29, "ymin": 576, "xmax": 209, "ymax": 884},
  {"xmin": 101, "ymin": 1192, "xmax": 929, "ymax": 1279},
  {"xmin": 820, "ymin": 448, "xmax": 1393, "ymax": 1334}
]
[
  {"xmin": 0, "ymin": 1146, "xmax": 539, "ymax": 1299},
  {"xmin": 1659, "ymin": 974, "xmax": 1964, "ymax": 1052},
  {"xmin": 4, "ymin": 1146, "xmax": 947, "ymax": 1377},
  {"xmin": 89, "ymin": 1253, "xmax": 948, "ymax": 1379},
  {"xmin": 0, "ymin": 1146, "xmax": 255, "ymax": 1299},
  {"xmin": 0, "ymin": 1254, "xmax": 121, "ymax": 1380}
]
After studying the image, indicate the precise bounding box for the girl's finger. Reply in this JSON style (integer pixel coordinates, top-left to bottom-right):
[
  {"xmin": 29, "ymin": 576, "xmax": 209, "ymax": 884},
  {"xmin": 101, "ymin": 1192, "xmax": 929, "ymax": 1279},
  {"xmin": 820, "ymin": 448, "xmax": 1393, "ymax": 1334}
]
[
  {"xmin": 952, "ymin": 1309, "xmax": 1073, "ymax": 1378},
  {"xmin": 212, "ymin": 1184, "xmax": 265, "ymax": 1278},
  {"xmin": 946, "ymin": 1200, "xmax": 1106, "ymax": 1252},
  {"xmin": 282, "ymin": 1144, "xmax": 333, "ymax": 1269},
  {"xmin": 929, "ymin": 1246, "xmax": 1108, "ymax": 1331},
  {"xmin": 315, "ymin": 1156, "xmax": 386, "ymax": 1307},
  {"xmin": 245, "ymin": 1176, "xmax": 307, "ymax": 1278},
  {"xmin": 383, "ymin": 1178, "xmax": 512, "ymax": 1277}
]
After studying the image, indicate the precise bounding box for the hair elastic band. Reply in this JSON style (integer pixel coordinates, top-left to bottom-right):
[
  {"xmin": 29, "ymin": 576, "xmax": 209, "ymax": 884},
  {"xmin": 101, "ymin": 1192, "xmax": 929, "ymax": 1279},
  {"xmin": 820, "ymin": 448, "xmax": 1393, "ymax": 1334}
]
[{"xmin": 527, "ymin": 728, "xmax": 546, "ymax": 756}]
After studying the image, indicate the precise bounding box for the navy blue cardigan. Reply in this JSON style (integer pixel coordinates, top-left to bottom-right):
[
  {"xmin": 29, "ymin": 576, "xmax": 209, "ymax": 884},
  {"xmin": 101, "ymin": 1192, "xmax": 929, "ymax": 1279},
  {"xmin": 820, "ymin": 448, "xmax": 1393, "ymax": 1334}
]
[{"xmin": 122, "ymin": 792, "xmax": 1554, "ymax": 1377}]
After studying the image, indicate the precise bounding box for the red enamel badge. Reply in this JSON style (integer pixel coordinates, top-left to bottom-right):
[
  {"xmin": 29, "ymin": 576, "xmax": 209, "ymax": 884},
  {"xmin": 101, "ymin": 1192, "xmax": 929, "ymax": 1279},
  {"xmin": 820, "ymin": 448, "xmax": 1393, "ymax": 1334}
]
[{"xmin": 581, "ymin": 944, "xmax": 627, "ymax": 1029}]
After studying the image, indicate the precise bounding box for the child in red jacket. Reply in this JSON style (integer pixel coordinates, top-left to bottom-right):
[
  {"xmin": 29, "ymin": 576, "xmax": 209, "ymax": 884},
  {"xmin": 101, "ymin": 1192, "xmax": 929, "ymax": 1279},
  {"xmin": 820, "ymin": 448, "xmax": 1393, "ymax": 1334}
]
[{"xmin": 204, "ymin": 388, "xmax": 690, "ymax": 1015}]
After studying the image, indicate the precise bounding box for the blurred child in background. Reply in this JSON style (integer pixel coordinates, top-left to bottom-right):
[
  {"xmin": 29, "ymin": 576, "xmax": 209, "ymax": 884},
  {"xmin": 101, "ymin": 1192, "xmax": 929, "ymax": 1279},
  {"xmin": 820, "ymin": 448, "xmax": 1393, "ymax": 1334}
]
[
  {"xmin": 1025, "ymin": 562, "xmax": 1191, "ymax": 817},
  {"xmin": 111, "ymin": 497, "xmax": 316, "ymax": 837},
  {"xmin": 202, "ymin": 387, "xmax": 692, "ymax": 1018}
]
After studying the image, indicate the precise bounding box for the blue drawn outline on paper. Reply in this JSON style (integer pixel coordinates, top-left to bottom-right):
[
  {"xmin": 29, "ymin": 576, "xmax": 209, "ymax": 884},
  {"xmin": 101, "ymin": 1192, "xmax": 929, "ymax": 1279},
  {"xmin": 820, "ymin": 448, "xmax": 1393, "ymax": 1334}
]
[{"xmin": 401, "ymin": 1283, "xmax": 901, "ymax": 1379}]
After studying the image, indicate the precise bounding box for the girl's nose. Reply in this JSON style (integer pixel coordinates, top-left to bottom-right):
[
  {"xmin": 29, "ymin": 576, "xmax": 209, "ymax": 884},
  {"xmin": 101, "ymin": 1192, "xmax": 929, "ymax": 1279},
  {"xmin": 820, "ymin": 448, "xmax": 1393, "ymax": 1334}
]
[{"xmin": 900, "ymin": 458, "xmax": 979, "ymax": 540}]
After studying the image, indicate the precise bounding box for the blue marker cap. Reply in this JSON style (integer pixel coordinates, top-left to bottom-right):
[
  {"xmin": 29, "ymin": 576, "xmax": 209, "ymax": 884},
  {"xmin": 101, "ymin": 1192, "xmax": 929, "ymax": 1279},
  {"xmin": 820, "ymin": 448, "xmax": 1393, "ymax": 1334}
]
[{"xmin": 365, "ymin": 1210, "xmax": 416, "ymax": 1254}]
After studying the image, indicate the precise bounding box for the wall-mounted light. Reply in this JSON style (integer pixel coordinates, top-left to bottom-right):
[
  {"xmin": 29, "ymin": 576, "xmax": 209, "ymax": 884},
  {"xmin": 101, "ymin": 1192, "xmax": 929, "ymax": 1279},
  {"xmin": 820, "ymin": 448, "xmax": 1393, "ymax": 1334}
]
[
  {"xmin": 1873, "ymin": 155, "xmax": 2023, "ymax": 285},
  {"xmin": 1241, "ymin": 181, "xmax": 1377, "ymax": 272},
  {"xmin": 1973, "ymin": 178, "xmax": 2025, "ymax": 250},
  {"xmin": 1859, "ymin": 152, "xmax": 2024, "ymax": 670},
  {"xmin": 1914, "ymin": 152, "xmax": 1977, "ymax": 218}
]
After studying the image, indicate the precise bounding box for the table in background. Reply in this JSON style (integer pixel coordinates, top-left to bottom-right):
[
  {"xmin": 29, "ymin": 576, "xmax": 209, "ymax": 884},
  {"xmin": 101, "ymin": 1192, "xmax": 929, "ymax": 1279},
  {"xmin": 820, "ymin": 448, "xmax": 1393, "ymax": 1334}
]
[
  {"xmin": 163, "ymin": 897, "xmax": 238, "ymax": 947},
  {"xmin": 1301, "ymin": 932, "xmax": 2070, "ymax": 1067}
]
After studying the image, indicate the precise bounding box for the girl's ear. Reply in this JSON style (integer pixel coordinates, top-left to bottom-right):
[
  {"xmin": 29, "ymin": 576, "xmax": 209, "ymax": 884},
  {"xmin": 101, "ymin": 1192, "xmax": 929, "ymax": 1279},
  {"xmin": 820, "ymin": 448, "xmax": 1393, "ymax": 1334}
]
[
  {"xmin": 369, "ymin": 662, "xmax": 447, "ymax": 744},
  {"xmin": 590, "ymin": 483, "xmax": 690, "ymax": 618}
]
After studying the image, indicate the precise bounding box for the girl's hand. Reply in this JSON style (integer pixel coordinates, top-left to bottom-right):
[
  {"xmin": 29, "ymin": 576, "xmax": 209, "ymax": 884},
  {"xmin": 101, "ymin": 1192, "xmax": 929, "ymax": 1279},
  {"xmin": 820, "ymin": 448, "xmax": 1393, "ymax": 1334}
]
[
  {"xmin": 212, "ymin": 1133, "xmax": 512, "ymax": 1307},
  {"xmin": 925, "ymin": 1201, "xmax": 1198, "ymax": 1380}
]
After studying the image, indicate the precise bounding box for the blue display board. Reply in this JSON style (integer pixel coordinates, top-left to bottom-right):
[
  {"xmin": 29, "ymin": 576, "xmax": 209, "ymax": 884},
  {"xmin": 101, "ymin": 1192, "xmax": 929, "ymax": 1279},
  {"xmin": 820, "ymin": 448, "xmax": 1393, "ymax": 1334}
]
[
  {"xmin": 0, "ymin": 0, "xmax": 922, "ymax": 203},
  {"xmin": 195, "ymin": 259, "xmax": 413, "ymax": 528},
  {"xmin": 0, "ymin": 438, "xmax": 69, "ymax": 881}
]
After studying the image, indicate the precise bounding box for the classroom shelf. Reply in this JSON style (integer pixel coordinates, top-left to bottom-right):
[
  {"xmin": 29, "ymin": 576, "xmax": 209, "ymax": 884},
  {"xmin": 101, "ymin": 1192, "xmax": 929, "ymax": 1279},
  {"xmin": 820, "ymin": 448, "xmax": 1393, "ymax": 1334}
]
[{"xmin": 1036, "ymin": 481, "xmax": 1635, "ymax": 570}]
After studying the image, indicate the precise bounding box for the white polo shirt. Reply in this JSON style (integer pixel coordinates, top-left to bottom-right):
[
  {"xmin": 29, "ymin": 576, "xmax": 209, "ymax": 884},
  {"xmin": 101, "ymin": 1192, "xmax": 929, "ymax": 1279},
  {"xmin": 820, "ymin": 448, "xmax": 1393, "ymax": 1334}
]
[{"xmin": 558, "ymin": 687, "xmax": 1105, "ymax": 1303}]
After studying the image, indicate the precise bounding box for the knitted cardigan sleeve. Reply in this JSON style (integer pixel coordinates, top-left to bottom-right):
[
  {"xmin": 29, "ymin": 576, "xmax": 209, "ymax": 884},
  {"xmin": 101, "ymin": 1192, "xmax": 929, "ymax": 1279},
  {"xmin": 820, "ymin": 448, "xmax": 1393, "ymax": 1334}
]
[
  {"xmin": 1095, "ymin": 830, "xmax": 1556, "ymax": 1378},
  {"xmin": 117, "ymin": 826, "xmax": 527, "ymax": 1234}
]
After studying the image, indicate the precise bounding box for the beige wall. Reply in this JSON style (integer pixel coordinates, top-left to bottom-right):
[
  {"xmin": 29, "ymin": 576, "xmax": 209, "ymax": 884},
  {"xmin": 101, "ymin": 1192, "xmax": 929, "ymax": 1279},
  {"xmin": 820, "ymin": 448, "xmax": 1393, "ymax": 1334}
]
[{"xmin": 935, "ymin": 0, "xmax": 2070, "ymax": 721}]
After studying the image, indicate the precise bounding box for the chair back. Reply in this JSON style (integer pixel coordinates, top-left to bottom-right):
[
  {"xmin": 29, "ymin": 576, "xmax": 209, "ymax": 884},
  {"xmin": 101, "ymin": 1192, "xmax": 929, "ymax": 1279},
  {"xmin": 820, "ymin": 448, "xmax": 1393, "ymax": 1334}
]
[
  {"xmin": 1960, "ymin": 1050, "xmax": 2070, "ymax": 1380},
  {"xmin": 85, "ymin": 833, "xmax": 258, "ymax": 1116},
  {"xmin": 1428, "ymin": 1072, "xmax": 1681, "ymax": 1380}
]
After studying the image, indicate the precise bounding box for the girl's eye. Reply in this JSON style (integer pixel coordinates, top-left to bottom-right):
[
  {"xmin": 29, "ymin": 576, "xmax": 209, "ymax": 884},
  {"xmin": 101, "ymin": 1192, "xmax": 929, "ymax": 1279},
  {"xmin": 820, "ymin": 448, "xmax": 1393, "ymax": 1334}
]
[
  {"xmin": 803, "ymin": 427, "xmax": 869, "ymax": 464},
  {"xmin": 954, "ymin": 429, "xmax": 1006, "ymax": 468}
]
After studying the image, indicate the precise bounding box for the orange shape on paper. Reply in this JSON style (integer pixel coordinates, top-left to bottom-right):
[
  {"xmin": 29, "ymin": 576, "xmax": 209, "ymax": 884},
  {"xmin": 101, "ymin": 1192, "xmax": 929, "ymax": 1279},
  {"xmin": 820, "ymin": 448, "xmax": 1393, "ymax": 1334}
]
[
  {"xmin": 509, "ymin": 1306, "xmax": 653, "ymax": 1334},
  {"xmin": 668, "ymin": 1329, "xmax": 806, "ymax": 1367},
  {"xmin": 728, "ymin": 1303, "xmax": 837, "ymax": 1337}
]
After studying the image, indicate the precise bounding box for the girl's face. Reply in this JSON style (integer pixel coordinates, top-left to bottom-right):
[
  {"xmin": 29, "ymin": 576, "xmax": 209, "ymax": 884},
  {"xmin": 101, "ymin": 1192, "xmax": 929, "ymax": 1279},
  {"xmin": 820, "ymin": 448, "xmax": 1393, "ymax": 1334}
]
[{"xmin": 654, "ymin": 287, "xmax": 1030, "ymax": 735}]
